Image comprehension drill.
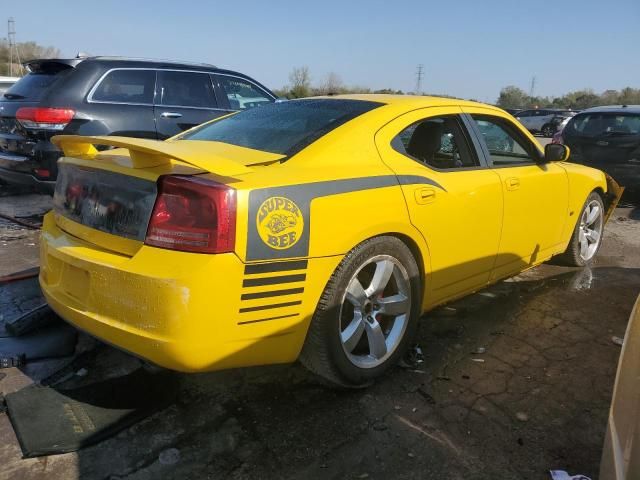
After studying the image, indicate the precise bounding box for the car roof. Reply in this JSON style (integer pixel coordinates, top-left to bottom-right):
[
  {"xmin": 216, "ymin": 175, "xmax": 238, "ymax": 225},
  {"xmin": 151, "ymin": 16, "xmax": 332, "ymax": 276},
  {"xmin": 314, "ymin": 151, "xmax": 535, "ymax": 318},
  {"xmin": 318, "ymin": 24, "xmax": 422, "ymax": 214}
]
[
  {"xmin": 578, "ymin": 105, "xmax": 640, "ymax": 114},
  {"xmin": 24, "ymin": 56, "xmax": 256, "ymax": 76},
  {"xmin": 317, "ymin": 93, "xmax": 503, "ymax": 111}
]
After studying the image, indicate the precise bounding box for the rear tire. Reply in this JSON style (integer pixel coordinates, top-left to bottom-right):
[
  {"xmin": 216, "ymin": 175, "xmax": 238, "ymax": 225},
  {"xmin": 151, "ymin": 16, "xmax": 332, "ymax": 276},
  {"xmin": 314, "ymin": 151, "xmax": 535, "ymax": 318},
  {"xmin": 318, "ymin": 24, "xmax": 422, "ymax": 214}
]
[
  {"xmin": 557, "ymin": 192, "xmax": 605, "ymax": 266},
  {"xmin": 299, "ymin": 236, "xmax": 421, "ymax": 387}
]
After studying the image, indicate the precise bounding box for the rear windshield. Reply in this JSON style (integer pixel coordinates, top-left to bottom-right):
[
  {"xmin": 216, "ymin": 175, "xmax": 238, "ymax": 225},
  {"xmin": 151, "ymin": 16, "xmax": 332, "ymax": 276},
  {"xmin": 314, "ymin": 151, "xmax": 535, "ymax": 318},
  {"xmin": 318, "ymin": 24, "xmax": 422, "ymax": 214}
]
[
  {"xmin": 181, "ymin": 99, "xmax": 382, "ymax": 155},
  {"xmin": 567, "ymin": 112, "xmax": 640, "ymax": 136},
  {"xmin": 3, "ymin": 69, "xmax": 72, "ymax": 101}
]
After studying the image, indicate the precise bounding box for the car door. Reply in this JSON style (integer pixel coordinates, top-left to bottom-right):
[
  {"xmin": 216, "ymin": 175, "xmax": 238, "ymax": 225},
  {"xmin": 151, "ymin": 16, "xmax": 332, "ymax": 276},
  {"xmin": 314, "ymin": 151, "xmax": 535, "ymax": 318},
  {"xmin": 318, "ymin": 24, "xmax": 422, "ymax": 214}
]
[
  {"xmin": 375, "ymin": 107, "xmax": 503, "ymax": 304},
  {"xmin": 515, "ymin": 110, "xmax": 533, "ymax": 130},
  {"xmin": 463, "ymin": 108, "xmax": 569, "ymax": 280},
  {"xmin": 154, "ymin": 70, "xmax": 228, "ymax": 139},
  {"xmin": 86, "ymin": 68, "xmax": 158, "ymax": 139}
]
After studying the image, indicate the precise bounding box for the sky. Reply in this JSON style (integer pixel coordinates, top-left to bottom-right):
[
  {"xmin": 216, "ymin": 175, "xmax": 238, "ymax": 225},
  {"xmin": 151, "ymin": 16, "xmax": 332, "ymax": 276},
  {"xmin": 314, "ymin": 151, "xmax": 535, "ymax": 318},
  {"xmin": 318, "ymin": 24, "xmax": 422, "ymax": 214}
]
[{"xmin": 5, "ymin": 0, "xmax": 640, "ymax": 103}]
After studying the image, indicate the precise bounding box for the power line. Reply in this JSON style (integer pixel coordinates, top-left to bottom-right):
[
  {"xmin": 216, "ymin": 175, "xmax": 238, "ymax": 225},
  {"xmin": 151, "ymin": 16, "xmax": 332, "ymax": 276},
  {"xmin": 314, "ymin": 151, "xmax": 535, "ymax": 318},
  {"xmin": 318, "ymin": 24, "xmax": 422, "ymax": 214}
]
[
  {"xmin": 415, "ymin": 64, "xmax": 424, "ymax": 95},
  {"xmin": 529, "ymin": 75, "xmax": 537, "ymax": 98},
  {"xmin": 7, "ymin": 17, "xmax": 22, "ymax": 77}
]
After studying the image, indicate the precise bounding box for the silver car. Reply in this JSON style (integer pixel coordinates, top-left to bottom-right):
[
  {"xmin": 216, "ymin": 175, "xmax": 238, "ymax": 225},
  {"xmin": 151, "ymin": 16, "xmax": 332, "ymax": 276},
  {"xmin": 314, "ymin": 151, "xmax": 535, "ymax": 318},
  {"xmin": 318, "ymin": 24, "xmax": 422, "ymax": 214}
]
[{"xmin": 515, "ymin": 109, "xmax": 576, "ymax": 137}]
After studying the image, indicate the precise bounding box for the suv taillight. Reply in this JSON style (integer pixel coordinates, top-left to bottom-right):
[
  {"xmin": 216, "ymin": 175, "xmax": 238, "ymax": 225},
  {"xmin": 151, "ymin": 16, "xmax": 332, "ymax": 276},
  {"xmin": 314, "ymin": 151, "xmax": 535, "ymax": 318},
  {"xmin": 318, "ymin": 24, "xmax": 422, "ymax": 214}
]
[
  {"xmin": 145, "ymin": 175, "xmax": 236, "ymax": 254},
  {"xmin": 16, "ymin": 107, "xmax": 75, "ymax": 130}
]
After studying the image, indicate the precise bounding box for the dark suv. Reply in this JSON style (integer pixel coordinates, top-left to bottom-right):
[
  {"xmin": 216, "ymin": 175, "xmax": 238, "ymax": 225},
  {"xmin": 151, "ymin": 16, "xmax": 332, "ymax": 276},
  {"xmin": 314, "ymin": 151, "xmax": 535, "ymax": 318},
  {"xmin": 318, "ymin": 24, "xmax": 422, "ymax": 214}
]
[
  {"xmin": 0, "ymin": 56, "xmax": 276, "ymax": 191},
  {"xmin": 561, "ymin": 105, "xmax": 640, "ymax": 191}
]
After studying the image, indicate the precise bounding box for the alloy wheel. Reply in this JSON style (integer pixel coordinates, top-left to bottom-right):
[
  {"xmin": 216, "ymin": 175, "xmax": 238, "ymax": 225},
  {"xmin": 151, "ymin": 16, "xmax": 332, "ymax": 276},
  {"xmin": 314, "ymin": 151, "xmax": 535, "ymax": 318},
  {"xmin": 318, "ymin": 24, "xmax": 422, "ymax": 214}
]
[
  {"xmin": 578, "ymin": 199, "xmax": 603, "ymax": 261},
  {"xmin": 339, "ymin": 255, "xmax": 411, "ymax": 369}
]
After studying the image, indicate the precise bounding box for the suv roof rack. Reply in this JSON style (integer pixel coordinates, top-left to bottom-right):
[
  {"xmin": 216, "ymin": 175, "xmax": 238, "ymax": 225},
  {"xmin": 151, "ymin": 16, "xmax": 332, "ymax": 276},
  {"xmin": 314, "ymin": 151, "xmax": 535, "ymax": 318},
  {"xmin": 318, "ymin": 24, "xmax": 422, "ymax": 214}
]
[{"xmin": 90, "ymin": 56, "xmax": 217, "ymax": 69}]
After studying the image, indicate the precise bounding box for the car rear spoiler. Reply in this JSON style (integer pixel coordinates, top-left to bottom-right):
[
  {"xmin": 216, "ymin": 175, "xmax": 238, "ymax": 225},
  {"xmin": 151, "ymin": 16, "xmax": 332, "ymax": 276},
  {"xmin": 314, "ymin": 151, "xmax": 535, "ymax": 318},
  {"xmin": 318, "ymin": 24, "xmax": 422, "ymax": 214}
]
[
  {"xmin": 24, "ymin": 58, "xmax": 83, "ymax": 73},
  {"xmin": 52, "ymin": 135, "xmax": 284, "ymax": 178},
  {"xmin": 604, "ymin": 173, "xmax": 624, "ymax": 224}
]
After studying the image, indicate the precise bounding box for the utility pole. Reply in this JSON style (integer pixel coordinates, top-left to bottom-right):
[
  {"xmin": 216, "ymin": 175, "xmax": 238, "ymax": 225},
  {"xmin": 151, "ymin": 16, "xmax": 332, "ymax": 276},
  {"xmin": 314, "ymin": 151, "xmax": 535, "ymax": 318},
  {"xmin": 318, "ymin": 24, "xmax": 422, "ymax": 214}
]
[
  {"xmin": 529, "ymin": 75, "xmax": 537, "ymax": 98},
  {"xmin": 415, "ymin": 64, "xmax": 424, "ymax": 95},
  {"xmin": 8, "ymin": 18, "xmax": 21, "ymax": 77}
]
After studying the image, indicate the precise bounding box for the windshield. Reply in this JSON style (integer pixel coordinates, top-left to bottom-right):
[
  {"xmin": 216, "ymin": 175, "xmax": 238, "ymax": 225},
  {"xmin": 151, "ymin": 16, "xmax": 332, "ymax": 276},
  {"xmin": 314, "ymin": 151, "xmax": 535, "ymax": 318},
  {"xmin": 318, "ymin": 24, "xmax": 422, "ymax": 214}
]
[
  {"xmin": 567, "ymin": 112, "xmax": 640, "ymax": 136},
  {"xmin": 181, "ymin": 98, "xmax": 382, "ymax": 156}
]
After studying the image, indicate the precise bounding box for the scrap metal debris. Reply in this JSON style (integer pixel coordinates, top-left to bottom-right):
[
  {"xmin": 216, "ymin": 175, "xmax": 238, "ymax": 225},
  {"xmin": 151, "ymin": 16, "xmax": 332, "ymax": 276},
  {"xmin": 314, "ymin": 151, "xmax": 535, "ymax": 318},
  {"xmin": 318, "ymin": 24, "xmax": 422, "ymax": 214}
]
[
  {"xmin": 549, "ymin": 470, "xmax": 592, "ymax": 480},
  {"xmin": 611, "ymin": 335, "xmax": 624, "ymax": 346}
]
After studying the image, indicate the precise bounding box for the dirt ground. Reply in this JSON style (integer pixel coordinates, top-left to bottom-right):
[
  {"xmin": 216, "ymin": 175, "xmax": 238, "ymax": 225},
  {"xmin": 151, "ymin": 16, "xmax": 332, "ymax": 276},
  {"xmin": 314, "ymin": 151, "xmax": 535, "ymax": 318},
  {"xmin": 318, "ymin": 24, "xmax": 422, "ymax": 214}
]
[{"xmin": 0, "ymin": 190, "xmax": 639, "ymax": 480}]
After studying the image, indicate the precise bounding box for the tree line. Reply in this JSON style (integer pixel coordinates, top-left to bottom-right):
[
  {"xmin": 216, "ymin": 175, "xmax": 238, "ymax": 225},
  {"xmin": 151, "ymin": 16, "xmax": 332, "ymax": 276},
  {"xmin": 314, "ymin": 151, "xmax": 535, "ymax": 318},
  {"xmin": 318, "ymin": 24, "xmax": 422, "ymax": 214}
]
[
  {"xmin": 496, "ymin": 85, "xmax": 640, "ymax": 110},
  {"xmin": 274, "ymin": 66, "xmax": 406, "ymax": 98},
  {"xmin": 0, "ymin": 39, "xmax": 60, "ymax": 76}
]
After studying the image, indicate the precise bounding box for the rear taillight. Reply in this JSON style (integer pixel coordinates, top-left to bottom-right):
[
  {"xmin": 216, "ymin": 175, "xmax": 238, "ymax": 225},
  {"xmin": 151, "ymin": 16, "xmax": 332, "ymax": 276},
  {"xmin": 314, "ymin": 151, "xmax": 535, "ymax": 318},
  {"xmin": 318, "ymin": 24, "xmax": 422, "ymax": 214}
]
[
  {"xmin": 145, "ymin": 175, "xmax": 236, "ymax": 254},
  {"xmin": 16, "ymin": 107, "xmax": 75, "ymax": 130}
]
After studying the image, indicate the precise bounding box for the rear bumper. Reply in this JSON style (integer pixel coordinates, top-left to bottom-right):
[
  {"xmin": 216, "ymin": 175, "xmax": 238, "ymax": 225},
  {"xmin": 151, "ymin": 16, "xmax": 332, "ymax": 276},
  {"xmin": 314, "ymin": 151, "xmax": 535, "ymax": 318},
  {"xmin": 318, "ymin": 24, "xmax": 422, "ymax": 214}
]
[
  {"xmin": 39, "ymin": 213, "xmax": 336, "ymax": 372},
  {"xmin": 0, "ymin": 166, "xmax": 55, "ymax": 192}
]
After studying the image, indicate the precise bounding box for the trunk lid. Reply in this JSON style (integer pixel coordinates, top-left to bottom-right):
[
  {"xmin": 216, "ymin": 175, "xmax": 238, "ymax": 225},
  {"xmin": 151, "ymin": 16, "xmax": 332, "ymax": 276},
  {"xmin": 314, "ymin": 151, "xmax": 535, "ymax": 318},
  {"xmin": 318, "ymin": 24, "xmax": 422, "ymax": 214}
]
[{"xmin": 50, "ymin": 135, "xmax": 283, "ymax": 255}]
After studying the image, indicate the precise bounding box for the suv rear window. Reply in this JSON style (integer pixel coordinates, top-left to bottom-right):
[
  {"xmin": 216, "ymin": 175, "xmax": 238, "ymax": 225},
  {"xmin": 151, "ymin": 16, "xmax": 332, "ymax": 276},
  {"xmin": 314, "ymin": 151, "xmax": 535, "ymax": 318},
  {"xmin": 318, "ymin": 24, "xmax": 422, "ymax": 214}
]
[
  {"xmin": 91, "ymin": 69, "xmax": 156, "ymax": 104},
  {"xmin": 567, "ymin": 113, "xmax": 640, "ymax": 136},
  {"xmin": 3, "ymin": 69, "xmax": 72, "ymax": 101},
  {"xmin": 181, "ymin": 99, "xmax": 382, "ymax": 155}
]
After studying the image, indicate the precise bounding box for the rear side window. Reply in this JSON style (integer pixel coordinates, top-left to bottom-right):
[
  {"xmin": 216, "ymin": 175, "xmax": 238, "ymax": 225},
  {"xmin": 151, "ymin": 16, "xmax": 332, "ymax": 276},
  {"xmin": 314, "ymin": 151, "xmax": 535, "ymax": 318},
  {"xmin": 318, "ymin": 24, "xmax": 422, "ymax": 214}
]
[
  {"xmin": 567, "ymin": 113, "xmax": 640, "ymax": 136},
  {"xmin": 157, "ymin": 71, "xmax": 217, "ymax": 108},
  {"xmin": 91, "ymin": 69, "xmax": 156, "ymax": 104},
  {"xmin": 181, "ymin": 99, "xmax": 382, "ymax": 155},
  {"xmin": 216, "ymin": 75, "xmax": 273, "ymax": 110},
  {"xmin": 3, "ymin": 70, "xmax": 72, "ymax": 101},
  {"xmin": 392, "ymin": 115, "xmax": 479, "ymax": 170}
]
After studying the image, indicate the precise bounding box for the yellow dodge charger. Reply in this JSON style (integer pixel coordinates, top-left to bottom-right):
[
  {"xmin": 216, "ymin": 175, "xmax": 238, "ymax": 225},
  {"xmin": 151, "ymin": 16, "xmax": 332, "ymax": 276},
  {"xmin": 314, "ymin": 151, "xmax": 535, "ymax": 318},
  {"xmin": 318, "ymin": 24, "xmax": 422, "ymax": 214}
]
[{"xmin": 40, "ymin": 95, "xmax": 621, "ymax": 386}]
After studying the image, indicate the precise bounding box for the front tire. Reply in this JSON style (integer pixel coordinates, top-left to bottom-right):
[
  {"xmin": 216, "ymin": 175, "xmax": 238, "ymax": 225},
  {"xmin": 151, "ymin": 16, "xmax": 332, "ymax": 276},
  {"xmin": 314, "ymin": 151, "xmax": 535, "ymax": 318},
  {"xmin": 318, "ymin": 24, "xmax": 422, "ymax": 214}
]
[
  {"xmin": 299, "ymin": 236, "xmax": 421, "ymax": 387},
  {"xmin": 558, "ymin": 192, "xmax": 605, "ymax": 266},
  {"xmin": 541, "ymin": 124, "xmax": 555, "ymax": 137}
]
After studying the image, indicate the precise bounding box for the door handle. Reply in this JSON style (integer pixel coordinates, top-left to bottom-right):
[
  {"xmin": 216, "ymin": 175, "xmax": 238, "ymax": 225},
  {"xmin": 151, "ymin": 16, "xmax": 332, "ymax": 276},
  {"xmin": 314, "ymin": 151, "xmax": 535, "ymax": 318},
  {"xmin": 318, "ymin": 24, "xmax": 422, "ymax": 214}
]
[
  {"xmin": 415, "ymin": 187, "xmax": 436, "ymax": 204},
  {"xmin": 160, "ymin": 112, "xmax": 182, "ymax": 118},
  {"xmin": 505, "ymin": 177, "xmax": 520, "ymax": 191}
]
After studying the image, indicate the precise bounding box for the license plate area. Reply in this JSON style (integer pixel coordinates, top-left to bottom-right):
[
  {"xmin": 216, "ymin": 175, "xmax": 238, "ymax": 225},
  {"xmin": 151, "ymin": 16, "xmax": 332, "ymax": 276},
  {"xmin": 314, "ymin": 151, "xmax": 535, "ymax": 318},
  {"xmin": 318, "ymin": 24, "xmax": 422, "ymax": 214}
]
[{"xmin": 53, "ymin": 163, "xmax": 157, "ymax": 241}]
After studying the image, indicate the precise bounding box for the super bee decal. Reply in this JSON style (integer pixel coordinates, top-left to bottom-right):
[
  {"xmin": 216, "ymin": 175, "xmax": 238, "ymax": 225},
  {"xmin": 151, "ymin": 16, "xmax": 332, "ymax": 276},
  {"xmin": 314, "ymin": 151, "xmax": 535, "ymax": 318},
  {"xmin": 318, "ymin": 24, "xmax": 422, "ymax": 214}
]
[
  {"xmin": 247, "ymin": 175, "xmax": 445, "ymax": 261},
  {"xmin": 257, "ymin": 196, "xmax": 304, "ymax": 250}
]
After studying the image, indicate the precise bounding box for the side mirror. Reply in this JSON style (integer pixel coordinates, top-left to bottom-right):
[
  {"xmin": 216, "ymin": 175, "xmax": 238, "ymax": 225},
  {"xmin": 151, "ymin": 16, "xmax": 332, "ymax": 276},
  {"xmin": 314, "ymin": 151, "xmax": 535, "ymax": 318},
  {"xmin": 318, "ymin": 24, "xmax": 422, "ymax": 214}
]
[{"xmin": 544, "ymin": 143, "xmax": 570, "ymax": 162}]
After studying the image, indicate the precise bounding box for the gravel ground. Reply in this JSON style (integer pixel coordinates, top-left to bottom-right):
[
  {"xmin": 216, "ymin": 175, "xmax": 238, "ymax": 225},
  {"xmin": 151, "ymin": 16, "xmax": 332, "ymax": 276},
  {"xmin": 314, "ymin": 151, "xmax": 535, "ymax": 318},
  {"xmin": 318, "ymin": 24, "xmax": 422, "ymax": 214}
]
[{"xmin": 0, "ymin": 191, "xmax": 639, "ymax": 480}]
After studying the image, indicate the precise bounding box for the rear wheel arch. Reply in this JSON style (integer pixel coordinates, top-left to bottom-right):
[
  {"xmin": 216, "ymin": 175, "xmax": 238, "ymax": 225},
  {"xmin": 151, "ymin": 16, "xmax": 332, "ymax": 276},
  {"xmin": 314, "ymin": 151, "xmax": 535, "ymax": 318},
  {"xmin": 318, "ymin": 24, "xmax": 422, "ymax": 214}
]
[{"xmin": 299, "ymin": 234, "xmax": 425, "ymax": 386}]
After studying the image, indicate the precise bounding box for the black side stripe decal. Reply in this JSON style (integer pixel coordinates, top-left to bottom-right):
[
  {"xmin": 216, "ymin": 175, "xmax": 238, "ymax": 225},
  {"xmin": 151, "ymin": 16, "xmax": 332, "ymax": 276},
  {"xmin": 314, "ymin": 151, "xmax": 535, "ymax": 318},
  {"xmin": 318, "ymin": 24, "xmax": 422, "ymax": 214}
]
[
  {"xmin": 241, "ymin": 288, "xmax": 304, "ymax": 300},
  {"xmin": 247, "ymin": 175, "xmax": 445, "ymax": 261},
  {"xmin": 238, "ymin": 313, "xmax": 299, "ymax": 325},
  {"xmin": 243, "ymin": 274, "xmax": 306, "ymax": 287},
  {"xmin": 244, "ymin": 260, "xmax": 308, "ymax": 275},
  {"xmin": 397, "ymin": 175, "xmax": 447, "ymax": 192},
  {"xmin": 239, "ymin": 300, "xmax": 302, "ymax": 313}
]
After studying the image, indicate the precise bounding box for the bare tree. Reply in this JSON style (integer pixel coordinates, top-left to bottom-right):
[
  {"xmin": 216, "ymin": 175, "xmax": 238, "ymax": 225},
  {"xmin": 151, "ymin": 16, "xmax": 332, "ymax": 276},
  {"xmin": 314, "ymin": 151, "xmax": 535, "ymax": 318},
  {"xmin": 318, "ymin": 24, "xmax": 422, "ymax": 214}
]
[
  {"xmin": 319, "ymin": 72, "xmax": 343, "ymax": 95},
  {"xmin": 288, "ymin": 66, "xmax": 311, "ymax": 98},
  {"xmin": 0, "ymin": 39, "xmax": 60, "ymax": 76}
]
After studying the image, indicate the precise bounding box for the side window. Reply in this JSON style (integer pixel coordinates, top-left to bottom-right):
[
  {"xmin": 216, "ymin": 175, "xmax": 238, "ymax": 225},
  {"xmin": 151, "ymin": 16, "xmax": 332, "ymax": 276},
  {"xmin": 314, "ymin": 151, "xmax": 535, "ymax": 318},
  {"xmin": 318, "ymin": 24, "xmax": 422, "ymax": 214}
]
[
  {"xmin": 217, "ymin": 76, "xmax": 273, "ymax": 110},
  {"xmin": 471, "ymin": 115, "xmax": 539, "ymax": 166},
  {"xmin": 392, "ymin": 115, "xmax": 479, "ymax": 170},
  {"xmin": 91, "ymin": 69, "xmax": 155, "ymax": 104},
  {"xmin": 157, "ymin": 71, "xmax": 217, "ymax": 108}
]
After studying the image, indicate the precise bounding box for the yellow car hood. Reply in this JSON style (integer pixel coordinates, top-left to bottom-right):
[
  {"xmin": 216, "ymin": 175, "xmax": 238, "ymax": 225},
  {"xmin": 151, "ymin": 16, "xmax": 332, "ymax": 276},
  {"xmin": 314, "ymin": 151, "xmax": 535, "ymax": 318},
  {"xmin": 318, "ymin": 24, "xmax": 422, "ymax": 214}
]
[{"xmin": 51, "ymin": 135, "xmax": 284, "ymax": 178}]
